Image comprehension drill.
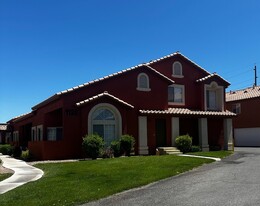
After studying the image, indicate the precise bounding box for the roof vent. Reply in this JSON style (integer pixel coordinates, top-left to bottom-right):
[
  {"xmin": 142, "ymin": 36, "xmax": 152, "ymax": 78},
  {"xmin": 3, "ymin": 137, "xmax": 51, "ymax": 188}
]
[{"xmin": 244, "ymin": 90, "xmax": 248, "ymax": 93}]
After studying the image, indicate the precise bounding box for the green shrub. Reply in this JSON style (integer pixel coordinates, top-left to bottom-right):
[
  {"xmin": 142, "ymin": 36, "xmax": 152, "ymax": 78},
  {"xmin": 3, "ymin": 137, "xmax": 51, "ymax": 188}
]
[
  {"xmin": 110, "ymin": 140, "xmax": 121, "ymax": 157},
  {"xmin": 191, "ymin": 145, "xmax": 202, "ymax": 152},
  {"xmin": 120, "ymin": 135, "xmax": 135, "ymax": 156},
  {"xmin": 0, "ymin": 144, "xmax": 13, "ymax": 155},
  {"xmin": 175, "ymin": 134, "xmax": 192, "ymax": 153},
  {"xmin": 20, "ymin": 149, "xmax": 32, "ymax": 161},
  {"xmin": 82, "ymin": 134, "xmax": 104, "ymax": 159}
]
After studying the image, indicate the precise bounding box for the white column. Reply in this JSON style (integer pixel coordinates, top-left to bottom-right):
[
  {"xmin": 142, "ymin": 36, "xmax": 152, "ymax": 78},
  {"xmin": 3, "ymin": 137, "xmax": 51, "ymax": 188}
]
[
  {"xmin": 138, "ymin": 116, "xmax": 149, "ymax": 155},
  {"xmin": 171, "ymin": 117, "xmax": 179, "ymax": 146},
  {"xmin": 224, "ymin": 118, "xmax": 233, "ymax": 151},
  {"xmin": 198, "ymin": 118, "xmax": 209, "ymax": 151}
]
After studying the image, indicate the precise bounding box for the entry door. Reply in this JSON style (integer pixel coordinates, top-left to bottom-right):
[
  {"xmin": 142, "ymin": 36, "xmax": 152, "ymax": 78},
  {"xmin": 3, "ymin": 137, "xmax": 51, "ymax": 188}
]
[{"xmin": 156, "ymin": 119, "xmax": 167, "ymax": 147}]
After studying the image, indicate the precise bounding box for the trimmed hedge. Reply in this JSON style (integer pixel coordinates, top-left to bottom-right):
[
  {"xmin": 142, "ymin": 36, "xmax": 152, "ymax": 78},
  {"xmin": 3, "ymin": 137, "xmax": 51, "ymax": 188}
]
[
  {"xmin": 120, "ymin": 135, "xmax": 135, "ymax": 156},
  {"xmin": 82, "ymin": 134, "xmax": 104, "ymax": 159},
  {"xmin": 175, "ymin": 134, "xmax": 192, "ymax": 153},
  {"xmin": 0, "ymin": 144, "xmax": 13, "ymax": 155}
]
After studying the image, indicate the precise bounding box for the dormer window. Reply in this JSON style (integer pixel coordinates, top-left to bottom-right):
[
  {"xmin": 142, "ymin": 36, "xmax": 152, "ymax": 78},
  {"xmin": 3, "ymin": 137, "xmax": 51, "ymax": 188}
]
[
  {"xmin": 172, "ymin": 61, "xmax": 183, "ymax": 78},
  {"xmin": 205, "ymin": 81, "xmax": 224, "ymax": 111},
  {"xmin": 137, "ymin": 73, "xmax": 151, "ymax": 91}
]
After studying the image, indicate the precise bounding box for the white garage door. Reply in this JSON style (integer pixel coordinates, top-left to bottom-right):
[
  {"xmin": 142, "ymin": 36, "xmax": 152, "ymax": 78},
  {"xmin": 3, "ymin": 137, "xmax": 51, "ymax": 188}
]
[{"xmin": 234, "ymin": 128, "xmax": 260, "ymax": 147}]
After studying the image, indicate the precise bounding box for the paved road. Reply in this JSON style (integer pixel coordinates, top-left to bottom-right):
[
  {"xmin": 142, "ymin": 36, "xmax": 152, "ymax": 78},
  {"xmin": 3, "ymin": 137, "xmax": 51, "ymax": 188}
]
[{"xmin": 84, "ymin": 148, "xmax": 260, "ymax": 206}]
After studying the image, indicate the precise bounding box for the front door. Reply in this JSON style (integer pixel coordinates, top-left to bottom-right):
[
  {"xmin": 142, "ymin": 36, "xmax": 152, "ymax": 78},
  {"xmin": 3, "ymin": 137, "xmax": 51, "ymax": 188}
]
[{"xmin": 156, "ymin": 119, "xmax": 166, "ymax": 147}]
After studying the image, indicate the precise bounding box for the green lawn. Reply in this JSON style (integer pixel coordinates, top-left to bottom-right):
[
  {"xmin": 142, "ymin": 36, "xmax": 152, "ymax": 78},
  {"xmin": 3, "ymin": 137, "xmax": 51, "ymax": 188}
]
[
  {"xmin": 0, "ymin": 173, "xmax": 12, "ymax": 182},
  {"xmin": 0, "ymin": 155, "xmax": 213, "ymax": 206},
  {"xmin": 188, "ymin": 151, "xmax": 233, "ymax": 158}
]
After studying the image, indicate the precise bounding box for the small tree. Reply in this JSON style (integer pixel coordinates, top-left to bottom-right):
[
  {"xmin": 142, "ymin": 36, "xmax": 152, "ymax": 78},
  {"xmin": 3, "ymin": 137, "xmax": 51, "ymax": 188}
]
[
  {"xmin": 120, "ymin": 135, "xmax": 135, "ymax": 156},
  {"xmin": 82, "ymin": 134, "xmax": 104, "ymax": 159},
  {"xmin": 175, "ymin": 134, "xmax": 192, "ymax": 153}
]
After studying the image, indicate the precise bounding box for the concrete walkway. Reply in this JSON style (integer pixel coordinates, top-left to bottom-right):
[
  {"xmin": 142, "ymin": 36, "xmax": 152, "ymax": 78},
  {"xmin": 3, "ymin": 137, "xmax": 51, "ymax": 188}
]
[{"xmin": 0, "ymin": 154, "xmax": 44, "ymax": 194}]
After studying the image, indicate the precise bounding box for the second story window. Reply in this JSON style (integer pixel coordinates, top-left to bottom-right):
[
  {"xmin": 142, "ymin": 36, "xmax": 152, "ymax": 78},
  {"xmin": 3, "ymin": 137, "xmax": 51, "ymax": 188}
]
[
  {"xmin": 232, "ymin": 103, "xmax": 241, "ymax": 114},
  {"xmin": 137, "ymin": 73, "xmax": 151, "ymax": 91},
  {"xmin": 172, "ymin": 61, "xmax": 183, "ymax": 78},
  {"xmin": 205, "ymin": 82, "xmax": 224, "ymax": 111},
  {"xmin": 168, "ymin": 84, "xmax": 185, "ymax": 105}
]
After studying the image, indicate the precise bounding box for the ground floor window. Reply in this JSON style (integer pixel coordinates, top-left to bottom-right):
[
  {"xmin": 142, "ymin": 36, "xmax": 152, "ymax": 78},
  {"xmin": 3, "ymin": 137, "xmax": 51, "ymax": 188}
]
[
  {"xmin": 47, "ymin": 127, "xmax": 63, "ymax": 141},
  {"xmin": 89, "ymin": 103, "xmax": 122, "ymax": 146}
]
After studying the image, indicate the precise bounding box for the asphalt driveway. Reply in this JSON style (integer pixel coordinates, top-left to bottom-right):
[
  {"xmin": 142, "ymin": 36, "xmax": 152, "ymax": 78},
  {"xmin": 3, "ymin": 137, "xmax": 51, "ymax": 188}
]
[{"xmin": 84, "ymin": 147, "xmax": 260, "ymax": 206}]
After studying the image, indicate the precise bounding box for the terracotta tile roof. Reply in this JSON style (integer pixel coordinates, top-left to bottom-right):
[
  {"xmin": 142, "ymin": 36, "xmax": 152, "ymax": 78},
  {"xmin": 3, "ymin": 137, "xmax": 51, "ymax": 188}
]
[
  {"xmin": 0, "ymin": 124, "xmax": 8, "ymax": 131},
  {"xmin": 196, "ymin": 72, "xmax": 230, "ymax": 85},
  {"xmin": 147, "ymin": 52, "xmax": 211, "ymax": 75},
  {"xmin": 57, "ymin": 64, "xmax": 174, "ymax": 96},
  {"xmin": 32, "ymin": 63, "xmax": 175, "ymax": 110},
  {"xmin": 76, "ymin": 91, "xmax": 134, "ymax": 108},
  {"xmin": 139, "ymin": 108, "xmax": 236, "ymax": 117},
  {"xmin": 226, "ymin": 85, "xmax": 260, "ymax": 102},
  {"xmin": 9, "ymin": 112, "xmax": 34, "ymax": 123}
]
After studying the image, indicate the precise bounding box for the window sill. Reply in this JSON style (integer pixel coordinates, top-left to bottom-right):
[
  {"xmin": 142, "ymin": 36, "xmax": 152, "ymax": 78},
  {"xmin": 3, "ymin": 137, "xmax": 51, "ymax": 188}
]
[
  {"xmin": 168, "ymin": 102, "xmax": 185, "ymax": 106},
  {"xmin": 137, "ymin": 88, "xmax": 151, "ymax": 92},
  {"xmin": 172, "ymin": 74, "xmax": 184, "ymax": 78}
]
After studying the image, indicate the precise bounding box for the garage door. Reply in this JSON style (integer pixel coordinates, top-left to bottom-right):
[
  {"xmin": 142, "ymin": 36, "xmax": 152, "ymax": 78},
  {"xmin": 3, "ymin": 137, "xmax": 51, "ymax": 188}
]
[{"xmin": 234, "ymin": 128, "xmax": 260, "ymax": 146}]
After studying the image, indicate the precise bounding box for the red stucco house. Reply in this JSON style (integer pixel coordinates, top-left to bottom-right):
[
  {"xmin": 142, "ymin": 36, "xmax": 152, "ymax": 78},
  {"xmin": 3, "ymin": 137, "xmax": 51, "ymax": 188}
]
[
  {"xmin": 7, "ymin": 52, "xmax": 235, "ymax": 160},
  {"xmin": 226, "ymin": 85, "xmax": 260, "ymax": 146}
]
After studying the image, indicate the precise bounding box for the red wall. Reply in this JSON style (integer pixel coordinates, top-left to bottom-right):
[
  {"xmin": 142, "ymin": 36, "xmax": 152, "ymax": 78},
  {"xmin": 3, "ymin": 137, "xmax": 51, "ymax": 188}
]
[{"xmin": 227, "ymin": 98, "xmax": 260, "ymax": 128}]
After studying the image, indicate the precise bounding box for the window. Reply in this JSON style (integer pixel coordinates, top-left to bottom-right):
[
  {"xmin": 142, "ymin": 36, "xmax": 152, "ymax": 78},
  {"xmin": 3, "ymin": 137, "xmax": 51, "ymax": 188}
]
[
  {"xmin": 137, "ymin": 73, "xmax": 151, "ymax": 91},
  {"xmin": 37, "ymin": 125, "xmax": 43, "ymax": 141},
  {"xmin": 47, "ymin": 127, "xmax": 63, "ymax": 141},
  {"xmin": 13, "ymin": 131, "xmax": 19, "ymax": 142},
  {"xmin": 172, "ymin": 61, "xmax": 183, "ymax": 78},
  {"xmin": 206, "ymin": 90, "xmax": 217, "ymax": 110},
  {"xmin": 232, "ymin": 103, "xmax": 241, "ymax": 114},
  {"xmin": 205, "ymin": 82, "xmax": 224, "ymax": 111},
  {"xmin": 88, "ymin": 103, "xmax": 122, "ymax": 146},
  {"xmin": 31, "ymin": 127, "xmax": 36, "ymax": 141},
  {"xmin": 168, "ymin": 84, "xmax": 185, "ymax": 105}
]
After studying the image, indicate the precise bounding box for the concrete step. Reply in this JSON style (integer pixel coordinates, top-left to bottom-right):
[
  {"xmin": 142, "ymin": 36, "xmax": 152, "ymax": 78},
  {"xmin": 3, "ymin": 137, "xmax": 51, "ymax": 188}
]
[{"xmin": 157, "ymin": 147, "xmax": 182, "ymax": 155}]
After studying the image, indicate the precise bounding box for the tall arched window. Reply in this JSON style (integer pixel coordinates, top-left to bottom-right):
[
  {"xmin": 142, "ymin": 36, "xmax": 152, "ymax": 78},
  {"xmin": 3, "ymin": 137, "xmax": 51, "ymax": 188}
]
[
  {"xmin": 88, "ymin": 103, "xmax": 122, "ymax": 146},
  {"xmin": 172, "ymin": 61, "xmax": 183, "ymax": 78},
  {"xmin": 137, "ymin": 73, "xmax": 151, "ymax": 91}
]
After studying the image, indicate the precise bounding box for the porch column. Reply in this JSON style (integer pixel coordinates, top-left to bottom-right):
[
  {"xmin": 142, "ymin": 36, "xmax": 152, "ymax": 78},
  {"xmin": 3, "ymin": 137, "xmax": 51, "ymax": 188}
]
[
  {"xmin": 171, "ymin": 117, "xmax": 179, "ymax": 146},
  {"xmin": 224, "ymin": 118, "xmax": 233, "ymax": 151},
  {"xmin": 138, "ymin": 116, "xmax": 149, "ymax": 155},
  {"xmin": 198, "ymin": 118, "xmax": 209, "ymax": 151}
]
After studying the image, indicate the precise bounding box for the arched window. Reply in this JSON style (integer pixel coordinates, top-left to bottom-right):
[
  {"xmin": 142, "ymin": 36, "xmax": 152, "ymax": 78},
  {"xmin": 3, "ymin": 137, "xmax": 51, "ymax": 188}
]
[
  {"xmin": 137, "ymin": 73, "xmax": 151, "ymax": 91},
  {"xmin": 88, "ymin": 103, "xmax": 122, "ymax": 146},
  {"xmin": 172, "ymin": 61, "xmax": 183, "ymax": 77}
]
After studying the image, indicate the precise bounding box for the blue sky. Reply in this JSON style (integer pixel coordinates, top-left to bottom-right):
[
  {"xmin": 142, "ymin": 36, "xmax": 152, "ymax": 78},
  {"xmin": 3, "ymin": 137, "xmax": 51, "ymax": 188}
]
[{"xmin": 1, "ymin": 0, "xmax": 260, "ymax": 122}]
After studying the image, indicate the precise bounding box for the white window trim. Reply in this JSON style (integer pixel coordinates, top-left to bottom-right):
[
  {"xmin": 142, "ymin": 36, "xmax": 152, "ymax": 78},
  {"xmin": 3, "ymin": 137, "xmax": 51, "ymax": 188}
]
[
  {"xmin": 36, "ymin": 125, "xmax": 43, "ymax": 141},
  {"xmin": 204, "ymin": 81, "xmax": 224, "ymax": 111},
  {"xmin": 88, "ymin": 103, "xmax": 122, "ymax": 140},
  {"xmin": 168, "ymin": 84, "xmax": 185, "ymax": 106},
  {"xmin": 172, "ymin": 61, "xmax": 184, "ymax": 78},
  {"xmin": 137, "ymin": 73, "xmax": 151, "ymax": 92}
]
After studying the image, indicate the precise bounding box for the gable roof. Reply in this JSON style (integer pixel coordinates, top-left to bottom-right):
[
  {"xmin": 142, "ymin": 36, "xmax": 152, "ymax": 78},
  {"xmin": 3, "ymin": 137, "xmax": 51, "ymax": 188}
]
[
  {"xmin": 196, "ymin": 72, "xmax": 230, "ymax": 85},
  {"xmin": 226, "ymin": 85, "xmax": 260, "ymax": 102},
  {"xmin": 76, "ymin": 91, "xmax": 134, "ymax": 108},
  {"xmin": 31, "ymin": 51, "xmax": 226, "ymax": 110},
  {"xmin": 32, "ymin": 64, "xmax": 174, "ymax": 110}
]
